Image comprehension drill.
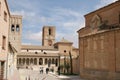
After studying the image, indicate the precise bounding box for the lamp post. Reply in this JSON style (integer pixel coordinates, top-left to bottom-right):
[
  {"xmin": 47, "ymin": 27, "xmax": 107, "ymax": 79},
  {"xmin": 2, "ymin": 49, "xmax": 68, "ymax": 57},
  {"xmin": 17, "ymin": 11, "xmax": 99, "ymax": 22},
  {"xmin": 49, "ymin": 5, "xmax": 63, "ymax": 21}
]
[
  {"xmin": 69, "ymin": 51, "xmax": 73, "ymax": 74},
  {"xmin": 58, "ymin": 54, "xmax": 60, "ymax": 75},
  {"xmin": 64, "ymin": 50, "xmax": 66, "ymax": 74}
]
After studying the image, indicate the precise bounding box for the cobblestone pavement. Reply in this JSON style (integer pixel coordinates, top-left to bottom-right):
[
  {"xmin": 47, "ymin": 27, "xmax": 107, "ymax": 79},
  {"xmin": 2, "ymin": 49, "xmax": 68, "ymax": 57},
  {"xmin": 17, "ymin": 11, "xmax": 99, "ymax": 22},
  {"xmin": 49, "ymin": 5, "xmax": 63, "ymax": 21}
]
[{"xmin": 18, "ymin": 69, "xmax": 85, "ymax": 80}]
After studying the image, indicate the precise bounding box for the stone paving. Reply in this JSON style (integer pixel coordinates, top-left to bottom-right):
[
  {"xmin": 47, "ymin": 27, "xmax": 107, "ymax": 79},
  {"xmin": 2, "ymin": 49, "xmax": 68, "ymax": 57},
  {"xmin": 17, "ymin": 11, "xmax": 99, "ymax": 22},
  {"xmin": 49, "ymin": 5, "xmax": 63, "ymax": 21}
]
[
  {"xmin": 19, "ymin": 69, "xmax": 59, "ymax": 80},
  {"xmin": 18, "ymin": 69, "xmax": 85, "ymax": 80}
]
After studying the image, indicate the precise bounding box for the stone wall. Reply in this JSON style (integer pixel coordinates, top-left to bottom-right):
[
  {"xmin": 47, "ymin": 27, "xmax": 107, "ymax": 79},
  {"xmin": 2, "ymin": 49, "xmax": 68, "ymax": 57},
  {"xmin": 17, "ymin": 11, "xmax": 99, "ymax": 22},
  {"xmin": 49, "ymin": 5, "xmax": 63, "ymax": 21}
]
[{"xmin": 79, "ymin": 29, "xmax": 120, "ymax": 80}]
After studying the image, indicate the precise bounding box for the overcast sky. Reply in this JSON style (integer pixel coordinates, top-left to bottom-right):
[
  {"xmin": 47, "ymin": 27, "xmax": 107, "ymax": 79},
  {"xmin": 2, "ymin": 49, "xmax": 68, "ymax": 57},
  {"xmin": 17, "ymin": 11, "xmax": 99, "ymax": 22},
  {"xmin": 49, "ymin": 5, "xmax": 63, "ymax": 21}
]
[{"xmin": 7, "ymin": 0, "xmax": 117, "ymax": 47}]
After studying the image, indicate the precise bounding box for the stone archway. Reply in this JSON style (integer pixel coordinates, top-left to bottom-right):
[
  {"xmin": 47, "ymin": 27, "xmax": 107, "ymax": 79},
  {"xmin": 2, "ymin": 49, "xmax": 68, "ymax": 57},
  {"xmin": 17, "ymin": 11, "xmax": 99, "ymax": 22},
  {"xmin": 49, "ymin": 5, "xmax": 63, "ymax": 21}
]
[
  {"xmin": 52, "ymin": 58, "xmax": 55, "ymax": 64},
  {"xmin": 45, "ymin": 58, "xmax": 48, "ymax": 65},
  {"xmin": 48, "ymin": 59, "xmax": 51, "ymax": 67},
  {"xmin": 19, "ymin": 58, "xmax": 21, "ymax": 65},
  {"xmin": 39, "ymin": 58, "xmax": 43, "ymax": 65},
  {"xmin": 55, "ymin": 59, "xmax": 58, "ymax": 66}
]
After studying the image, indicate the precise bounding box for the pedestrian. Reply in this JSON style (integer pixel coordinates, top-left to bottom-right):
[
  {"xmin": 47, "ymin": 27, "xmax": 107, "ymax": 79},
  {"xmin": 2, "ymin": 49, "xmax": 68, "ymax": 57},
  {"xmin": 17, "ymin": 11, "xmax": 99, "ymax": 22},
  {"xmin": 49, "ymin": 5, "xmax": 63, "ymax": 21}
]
[
  {"xmin": 40, "ymin": 70, "xmax": 41, "ymax": 74},
  {"xmin": 28, "ymin": 76, "xmax": 30, "ymax": 80},
  {"xmin": 41, "ymin": 69, "xmax": 43, "ymax": 74},
  {"xmin": 46, "ymin": 68, "xmax": 49, "ymax": 74},
  {"xmin": 58, "ymin": 66, "xmax": 60, "ymax": 75},
  {"xmin": 46, "ymin": 68, "xmax": 47, "ymax": 74}
]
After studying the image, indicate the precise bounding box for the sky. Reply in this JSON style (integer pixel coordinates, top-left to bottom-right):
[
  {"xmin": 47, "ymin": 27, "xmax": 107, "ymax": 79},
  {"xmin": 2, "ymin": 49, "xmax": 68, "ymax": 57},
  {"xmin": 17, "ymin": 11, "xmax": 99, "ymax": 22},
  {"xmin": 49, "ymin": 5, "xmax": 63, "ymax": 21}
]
[{"xmin": 7, "ymin": 0, "xmax": 118, "ymax": 47}]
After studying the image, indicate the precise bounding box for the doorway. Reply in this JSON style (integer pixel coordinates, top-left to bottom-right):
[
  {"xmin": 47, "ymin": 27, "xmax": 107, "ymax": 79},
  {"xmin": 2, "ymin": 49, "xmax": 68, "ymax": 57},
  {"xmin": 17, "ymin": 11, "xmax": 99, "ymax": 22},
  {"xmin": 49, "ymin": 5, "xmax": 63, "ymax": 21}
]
[{"xmin": 0, "ymin": 61, "xmax": 4, "ymax": 80}]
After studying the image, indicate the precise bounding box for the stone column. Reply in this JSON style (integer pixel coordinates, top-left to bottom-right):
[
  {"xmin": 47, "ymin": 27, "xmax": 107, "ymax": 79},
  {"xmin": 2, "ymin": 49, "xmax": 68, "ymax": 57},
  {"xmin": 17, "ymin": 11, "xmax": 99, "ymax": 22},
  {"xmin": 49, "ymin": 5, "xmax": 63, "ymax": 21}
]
[
  {"xmin": 24, "ymin": 58, "xmax": 26, "ymax": 66},
  {"xmin": 43, "ymin": 58, "xmax": 45, "ymax": 65},
  {"xmin": 26, "ymin": 58, "xmax": 27, "ymax": 66},
  {"xmin": 22, "ymin": 58, "xmax": 24, "ymax": 66},
  {"xmin": 28, "ymin": 58, "xmax": 30, "ymax": 66},
  {"xmin": 31, "ymin": 58, "xmax": 33, "ymax": 65},
  {"xmin": 37, "ymin": 58, "xmax": 39, "ymax": 65},
  {"xmin": 20, "ymin": 58, "xmax": 22, "ymax": 65}
]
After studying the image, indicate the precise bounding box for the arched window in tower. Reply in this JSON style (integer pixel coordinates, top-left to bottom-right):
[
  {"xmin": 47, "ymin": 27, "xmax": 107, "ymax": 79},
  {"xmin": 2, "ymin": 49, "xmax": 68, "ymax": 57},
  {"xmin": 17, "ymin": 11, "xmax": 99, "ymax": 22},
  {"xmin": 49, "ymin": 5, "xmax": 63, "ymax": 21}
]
[
  {"xmin": 48, "ymin": 40, "xmax": 52, "ymax": 46},
  {"xmin": 11, "ymin": 25, "xmax": 15, "ymax": 31},
  {"xmin": 48, "ymin": 28, "xmax": 52, "ymax": 35},
  {"xmin": 16, "ymin": 25, "xmax": 20, "ymax": 32}
]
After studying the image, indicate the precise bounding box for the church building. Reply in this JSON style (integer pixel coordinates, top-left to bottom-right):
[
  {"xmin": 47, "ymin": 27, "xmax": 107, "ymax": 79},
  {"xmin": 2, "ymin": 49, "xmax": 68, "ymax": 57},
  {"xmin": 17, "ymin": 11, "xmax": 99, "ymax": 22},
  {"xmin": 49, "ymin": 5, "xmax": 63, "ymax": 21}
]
[
  {"xmin": 16, "ymin": 26, "xmax": 79, "ymax": 74},
  {"xmin": 0, "ymin": 0, "xmax": 79, "ymax": 80},
  {"xmin": 78, "ymin": 0, "xmax": 120, "ymax": 80}
]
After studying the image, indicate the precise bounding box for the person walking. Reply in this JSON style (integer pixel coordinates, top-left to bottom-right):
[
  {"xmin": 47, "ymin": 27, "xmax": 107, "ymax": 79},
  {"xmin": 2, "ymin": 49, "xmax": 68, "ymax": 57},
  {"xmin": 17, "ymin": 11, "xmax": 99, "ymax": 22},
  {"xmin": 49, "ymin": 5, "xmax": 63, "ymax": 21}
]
[{"xmin": 46, "ymin": 68, "xmax": 49, "ymax": 74}]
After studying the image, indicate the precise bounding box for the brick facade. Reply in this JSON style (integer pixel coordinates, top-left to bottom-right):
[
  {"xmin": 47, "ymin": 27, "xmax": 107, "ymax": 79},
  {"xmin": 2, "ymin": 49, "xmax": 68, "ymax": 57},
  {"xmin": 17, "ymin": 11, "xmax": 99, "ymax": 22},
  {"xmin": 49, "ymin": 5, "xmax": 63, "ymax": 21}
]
[{"xmin": 78, "ymin": 1, "xmax": 120, "ymax": 80}]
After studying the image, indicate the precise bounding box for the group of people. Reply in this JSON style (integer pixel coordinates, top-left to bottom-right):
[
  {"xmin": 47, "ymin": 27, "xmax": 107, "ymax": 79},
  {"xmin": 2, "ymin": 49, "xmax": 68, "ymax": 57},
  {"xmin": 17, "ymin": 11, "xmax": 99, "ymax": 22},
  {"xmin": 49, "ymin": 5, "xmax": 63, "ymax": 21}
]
[
  {"xmin": 39, "ymin": 67, "xmax": 60, "ymax": 75},
  {"xmin": 40, "ymin": 69, "xmax": 43, "ymax": 74},
  {"xmin": 39, "ymin": 67, "xmax": 49, "ymax": 74}
]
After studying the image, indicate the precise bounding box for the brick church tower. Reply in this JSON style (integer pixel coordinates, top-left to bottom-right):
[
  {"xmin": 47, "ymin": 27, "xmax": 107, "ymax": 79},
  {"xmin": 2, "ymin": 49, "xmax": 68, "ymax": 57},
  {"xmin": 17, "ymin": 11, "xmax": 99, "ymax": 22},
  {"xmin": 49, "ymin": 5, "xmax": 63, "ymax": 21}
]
[
  {"xmin": 9, "ymin": 15, "xmax": 22, "ymax": 52},
  {"xmin": 42, "ymin": 26, "xmax": 55, "ymax": 46}
]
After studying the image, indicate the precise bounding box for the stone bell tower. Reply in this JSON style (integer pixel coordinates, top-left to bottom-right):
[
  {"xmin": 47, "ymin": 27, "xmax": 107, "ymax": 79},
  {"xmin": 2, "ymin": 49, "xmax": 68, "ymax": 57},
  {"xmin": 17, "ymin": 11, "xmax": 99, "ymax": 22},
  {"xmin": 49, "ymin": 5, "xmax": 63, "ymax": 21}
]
[
  {"xmin": 9, "ymin": 15, "xmax": 22, "ymax": 52},
  {"xmin": 42, "ymin": 26, "xmax": 55, "ymax": 46}
]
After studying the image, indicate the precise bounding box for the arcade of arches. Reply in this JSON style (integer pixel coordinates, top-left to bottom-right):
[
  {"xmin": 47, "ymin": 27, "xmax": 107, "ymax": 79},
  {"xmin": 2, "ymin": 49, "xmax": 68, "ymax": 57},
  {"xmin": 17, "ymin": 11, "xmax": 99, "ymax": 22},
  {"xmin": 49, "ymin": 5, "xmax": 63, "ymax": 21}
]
[{"xmin": 17, "ymin": 57, "xmax": 58, "ymax": 67}]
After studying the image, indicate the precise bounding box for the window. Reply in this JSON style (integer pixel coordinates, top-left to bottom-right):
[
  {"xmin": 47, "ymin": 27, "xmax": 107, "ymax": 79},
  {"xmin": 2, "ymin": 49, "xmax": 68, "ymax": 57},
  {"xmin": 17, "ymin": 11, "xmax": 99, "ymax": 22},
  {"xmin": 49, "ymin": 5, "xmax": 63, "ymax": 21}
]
[
  {"xmin": 0, "ymin": 2, "xmax": 1, "ymax": 15},
  {"xmin": 48, "ymin": 28, "xmax": 51, "ymax": 35},
  {"xmin": 4, "ymin": 11, "xmax": 7, "ymax": 21},
  {"xmin": 16, "ymin": 25, "xmax": 20, "ymax": 32},
  {"xmin": 64, "ymin": 50, "xmax": 66, "ymax": 53},
  {"xmin": 2, "ymin": 36, "xmax": 6, "ymax": 50},
  {"xmin": 11, "ymin": 25, "xmax": 15, "ymax": 31}
]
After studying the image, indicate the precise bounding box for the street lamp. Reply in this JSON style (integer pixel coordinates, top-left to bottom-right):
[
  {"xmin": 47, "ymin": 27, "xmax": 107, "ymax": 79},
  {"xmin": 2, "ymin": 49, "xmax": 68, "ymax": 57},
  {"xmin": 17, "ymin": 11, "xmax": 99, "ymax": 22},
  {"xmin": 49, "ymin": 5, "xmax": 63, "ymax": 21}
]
[
  {"xmin": 58, "ymin": 54, "xmax": 60, "ymax": 75},
  {"xmin": 69, "ymin": 51, "xmax": 73, "ymax": 74},
  {"xmin": 64, "ymin": 50, "xmax": 66, "ymax": 74}
]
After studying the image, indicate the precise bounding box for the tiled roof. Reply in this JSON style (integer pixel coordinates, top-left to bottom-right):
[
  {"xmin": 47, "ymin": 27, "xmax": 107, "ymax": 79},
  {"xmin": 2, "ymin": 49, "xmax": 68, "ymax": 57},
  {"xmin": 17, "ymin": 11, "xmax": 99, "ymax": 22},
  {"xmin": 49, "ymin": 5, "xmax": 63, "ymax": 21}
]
[
  {"xmin": 18, "ymin": 52, "xmax": 59, "ymax": 57},
  {"xmin": 56, "ymin": 37, "xmax": 73, "ymax": 44},
  {"xmin": 21, "ymin": 45, "xmax": 57, "ymax": 50}
]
